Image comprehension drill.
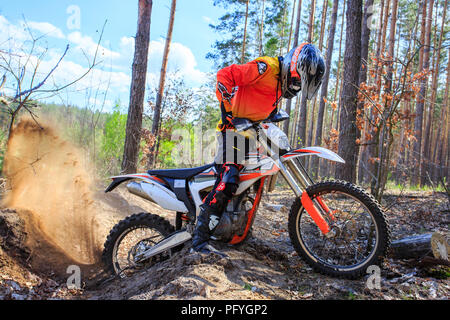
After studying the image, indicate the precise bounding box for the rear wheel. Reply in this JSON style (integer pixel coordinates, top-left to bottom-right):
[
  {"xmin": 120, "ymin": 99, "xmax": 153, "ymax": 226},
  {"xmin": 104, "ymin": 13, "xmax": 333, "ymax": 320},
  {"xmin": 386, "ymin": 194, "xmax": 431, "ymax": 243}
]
[
  {"xmin": 288, "ymin": 180, "xmax": 390, "ymax": 279},
  {"xmin": 102, "ymin": 212, "xmax": 175, "ymax": 276}
]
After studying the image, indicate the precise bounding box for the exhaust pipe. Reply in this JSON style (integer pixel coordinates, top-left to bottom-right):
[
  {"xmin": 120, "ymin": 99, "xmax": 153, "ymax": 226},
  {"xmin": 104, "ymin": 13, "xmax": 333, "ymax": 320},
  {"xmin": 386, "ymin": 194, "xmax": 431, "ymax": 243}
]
[{"xmin": 127, "ymin": 181, "xmax": 154, "ymax": 202}]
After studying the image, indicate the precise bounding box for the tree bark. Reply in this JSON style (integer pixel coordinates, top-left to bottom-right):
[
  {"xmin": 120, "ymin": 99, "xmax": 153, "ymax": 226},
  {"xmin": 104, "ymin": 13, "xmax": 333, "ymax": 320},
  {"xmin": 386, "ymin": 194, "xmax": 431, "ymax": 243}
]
[
  {"xmin": 147, "ymin": 0, "xmax": 177, "ymax": 168},
  {"xmin": 121, "ymin": 0, "xmax": 153, "ymax": 174},
  {"xmin": 335, "ymin": 0, "xmax": 362, "ymax": 183}
]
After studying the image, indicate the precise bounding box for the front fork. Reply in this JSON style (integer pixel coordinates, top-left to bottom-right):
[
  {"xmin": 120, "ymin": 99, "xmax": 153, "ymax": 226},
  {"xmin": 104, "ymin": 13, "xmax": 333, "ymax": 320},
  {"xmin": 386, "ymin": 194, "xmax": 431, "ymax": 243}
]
[{"xmin": 277, "ymin": 157, "xmax": 335, "ymax": 236}]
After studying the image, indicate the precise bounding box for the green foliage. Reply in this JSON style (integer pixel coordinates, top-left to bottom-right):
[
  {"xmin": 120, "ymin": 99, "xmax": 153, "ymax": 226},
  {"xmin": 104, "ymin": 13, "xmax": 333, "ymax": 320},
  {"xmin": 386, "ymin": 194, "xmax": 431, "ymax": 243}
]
[
  {"xmin": 207, "ymin": 0, "xmax": 295, "ymax": 70},
  {"xmin": 99, "ymin": 104, "xmax": 127, "ymax": 174}
]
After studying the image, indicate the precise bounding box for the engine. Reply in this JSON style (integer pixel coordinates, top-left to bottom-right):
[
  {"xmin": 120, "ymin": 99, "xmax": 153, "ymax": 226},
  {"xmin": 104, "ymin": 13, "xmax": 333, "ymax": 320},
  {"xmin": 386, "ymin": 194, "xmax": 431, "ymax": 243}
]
[{"xmin": 210, "ymin": 196, "xmax": 253, "ymax": 242}]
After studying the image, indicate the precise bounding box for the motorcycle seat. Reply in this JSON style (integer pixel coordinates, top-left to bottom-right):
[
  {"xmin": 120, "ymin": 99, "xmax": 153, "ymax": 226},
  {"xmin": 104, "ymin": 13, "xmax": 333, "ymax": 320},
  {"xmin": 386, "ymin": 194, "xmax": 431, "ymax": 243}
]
[{"xmin": 147, "ymin": 163, "xmax": 215, "ymax": 180}]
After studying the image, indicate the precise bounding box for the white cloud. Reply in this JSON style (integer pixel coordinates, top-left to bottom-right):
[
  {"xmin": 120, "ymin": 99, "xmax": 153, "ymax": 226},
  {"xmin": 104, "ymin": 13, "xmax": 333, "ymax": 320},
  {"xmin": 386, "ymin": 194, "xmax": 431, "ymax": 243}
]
[
  {"xmin": 26, "ymin": 21, "xmax": 65, "ymax": 39},
  {"xmin": 119, "ymin": 37, "xmax": 208, "ymax": 86},
  {"xmin": 67, "ymin": 31, "xmax": 121, "ymax": 61},
  {"xmin": 149, "ymin": 38, "xmax": 208, "ymax": 85}
]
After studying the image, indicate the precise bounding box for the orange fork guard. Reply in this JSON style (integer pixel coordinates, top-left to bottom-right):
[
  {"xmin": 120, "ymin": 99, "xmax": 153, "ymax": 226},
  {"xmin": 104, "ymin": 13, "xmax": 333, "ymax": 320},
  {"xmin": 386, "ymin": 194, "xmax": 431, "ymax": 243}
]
[
  {"xmin": 316, "ymin": 196, "xmax": 336, "ymax": 221},
  {"xmin": 301, "ymin": 191, "xmax": 330, "ymax": 235}
]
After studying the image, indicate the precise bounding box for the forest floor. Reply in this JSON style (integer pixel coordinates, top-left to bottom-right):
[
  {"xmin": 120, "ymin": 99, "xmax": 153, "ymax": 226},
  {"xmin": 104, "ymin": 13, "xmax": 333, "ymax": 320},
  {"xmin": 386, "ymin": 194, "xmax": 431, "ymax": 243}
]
[{"xmin": 0, "ymin": 182, "xmax": 449, "ymax": 300}]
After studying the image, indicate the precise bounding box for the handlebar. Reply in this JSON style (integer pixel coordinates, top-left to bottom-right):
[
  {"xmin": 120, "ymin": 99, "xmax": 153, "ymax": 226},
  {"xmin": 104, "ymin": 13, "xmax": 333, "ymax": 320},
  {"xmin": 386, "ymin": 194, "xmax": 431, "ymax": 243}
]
[{"xmin": 232, "ymin": 110, "xmax": 290, "ymax": 132}]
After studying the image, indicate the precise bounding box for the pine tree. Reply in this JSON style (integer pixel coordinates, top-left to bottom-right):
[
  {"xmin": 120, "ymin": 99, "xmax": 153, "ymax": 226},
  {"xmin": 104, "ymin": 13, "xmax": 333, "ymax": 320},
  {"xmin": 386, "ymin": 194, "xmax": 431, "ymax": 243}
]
[
  {"xmin": 122, "ymin": 0, "xmax": 153, "ymax": 173},
  {"xmin": 335, "ymin": 0, "xmax": 362, "ymax": 183},
  {"xmin": 147, "ymin": 0, "xmax": 177, "ymax": 167}
]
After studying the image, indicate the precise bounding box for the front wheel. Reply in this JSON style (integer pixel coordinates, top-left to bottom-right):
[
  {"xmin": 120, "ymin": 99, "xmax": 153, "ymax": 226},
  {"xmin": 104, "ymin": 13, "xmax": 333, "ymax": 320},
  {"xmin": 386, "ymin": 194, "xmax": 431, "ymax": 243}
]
[{"xmin": 288, "ymin": 180, "xmax": 390, "ymax": 279}]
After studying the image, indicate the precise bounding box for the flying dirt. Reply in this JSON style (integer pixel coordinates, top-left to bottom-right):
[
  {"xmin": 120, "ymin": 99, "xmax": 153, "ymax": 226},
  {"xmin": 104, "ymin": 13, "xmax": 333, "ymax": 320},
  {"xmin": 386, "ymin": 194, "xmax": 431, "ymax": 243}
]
[{"xmin": 2, "ymin": 117, "xmax": 105, "ymax": 265}]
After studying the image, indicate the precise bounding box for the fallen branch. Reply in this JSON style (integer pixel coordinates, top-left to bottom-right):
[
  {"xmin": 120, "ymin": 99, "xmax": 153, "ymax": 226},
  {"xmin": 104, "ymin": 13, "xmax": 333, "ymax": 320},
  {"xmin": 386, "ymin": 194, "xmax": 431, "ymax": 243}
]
[
  {"xmin": 390, "ymin": 233, "xmax": 432, "ymax": 259},
  {"xmin": 390, "ymin": 231, "xmax": 449, "ymax": 261}
]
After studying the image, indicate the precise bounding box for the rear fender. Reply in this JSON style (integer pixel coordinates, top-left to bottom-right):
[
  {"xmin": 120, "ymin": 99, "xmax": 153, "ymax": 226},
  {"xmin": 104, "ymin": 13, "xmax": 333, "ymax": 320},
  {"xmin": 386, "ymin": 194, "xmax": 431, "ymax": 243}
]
[{"xmin": 105, "ymin": 173, "xmax": 167, "ymax": 193}]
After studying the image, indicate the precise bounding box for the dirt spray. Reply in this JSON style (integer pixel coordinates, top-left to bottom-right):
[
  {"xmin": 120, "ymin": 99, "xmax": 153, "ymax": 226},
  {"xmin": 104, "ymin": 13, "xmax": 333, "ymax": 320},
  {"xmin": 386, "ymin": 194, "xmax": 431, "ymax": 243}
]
[{"xmin": 3, "ymin": 118, "xmax": 103, "ymax": 265}]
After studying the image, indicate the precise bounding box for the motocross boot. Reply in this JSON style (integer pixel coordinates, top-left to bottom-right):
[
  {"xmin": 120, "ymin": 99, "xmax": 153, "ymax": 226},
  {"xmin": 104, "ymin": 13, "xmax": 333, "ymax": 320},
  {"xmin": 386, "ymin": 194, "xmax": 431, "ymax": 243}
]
[
  {"xmin": 191, "ymin": 204, "xmax": 228, "ymax": 258},
  {"xmin": 191, "ymin": 163, "xmax": 240, "ymax": 257}
]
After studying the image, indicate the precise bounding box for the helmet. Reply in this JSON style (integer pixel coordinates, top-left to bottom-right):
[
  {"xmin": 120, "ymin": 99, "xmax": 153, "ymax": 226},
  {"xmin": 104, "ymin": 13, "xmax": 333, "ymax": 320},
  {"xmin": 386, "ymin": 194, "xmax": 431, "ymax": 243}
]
[{"xmin": 280, "ymin": 43, "xmax": 325, "ymax": 100}]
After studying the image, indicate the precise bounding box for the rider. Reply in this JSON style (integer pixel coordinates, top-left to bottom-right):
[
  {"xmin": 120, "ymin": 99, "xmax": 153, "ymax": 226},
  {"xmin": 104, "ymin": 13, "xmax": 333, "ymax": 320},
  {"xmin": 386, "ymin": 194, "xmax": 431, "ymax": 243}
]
[{"xmin": 191, "ymin": 43, "xmax": 326, "ymax": 255}]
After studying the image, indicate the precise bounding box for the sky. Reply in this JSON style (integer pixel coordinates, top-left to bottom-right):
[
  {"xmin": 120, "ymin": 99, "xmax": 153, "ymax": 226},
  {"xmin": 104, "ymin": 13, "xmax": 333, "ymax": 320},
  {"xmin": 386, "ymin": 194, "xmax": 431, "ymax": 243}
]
[{"xmin": 0, "ymin": 0, "xmax": 227, "ymax": 111}]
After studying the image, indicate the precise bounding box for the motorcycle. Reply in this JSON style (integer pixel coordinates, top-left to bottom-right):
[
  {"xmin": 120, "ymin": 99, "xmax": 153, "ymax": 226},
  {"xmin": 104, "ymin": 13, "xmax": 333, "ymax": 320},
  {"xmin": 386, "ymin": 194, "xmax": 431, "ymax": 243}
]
[{"xmin": 102, "ymin": 110, "xmax": 390, "ymax": 279}]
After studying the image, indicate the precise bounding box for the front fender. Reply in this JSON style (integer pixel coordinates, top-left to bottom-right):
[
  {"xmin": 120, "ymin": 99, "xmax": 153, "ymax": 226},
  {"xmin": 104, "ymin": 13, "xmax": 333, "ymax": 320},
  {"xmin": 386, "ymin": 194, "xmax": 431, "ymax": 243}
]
[{"xmin": 281, "ymin": 146, "xmax": 345, "ymax": 163}]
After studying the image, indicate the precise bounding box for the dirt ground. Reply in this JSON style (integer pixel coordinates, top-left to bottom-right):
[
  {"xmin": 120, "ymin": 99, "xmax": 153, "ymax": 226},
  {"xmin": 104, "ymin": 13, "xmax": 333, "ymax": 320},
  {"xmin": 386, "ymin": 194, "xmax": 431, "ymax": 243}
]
[{"xmin": 1, "ymin": 184, "xmax": 449, "ymax": 300}]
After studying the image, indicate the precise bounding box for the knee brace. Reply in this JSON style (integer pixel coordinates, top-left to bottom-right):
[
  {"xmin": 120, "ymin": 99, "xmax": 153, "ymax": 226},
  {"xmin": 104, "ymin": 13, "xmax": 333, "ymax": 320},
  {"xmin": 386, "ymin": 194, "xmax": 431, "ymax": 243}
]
[{"xmin": 204, "ymin": 163, "xmax": 241, "ymax": 213}]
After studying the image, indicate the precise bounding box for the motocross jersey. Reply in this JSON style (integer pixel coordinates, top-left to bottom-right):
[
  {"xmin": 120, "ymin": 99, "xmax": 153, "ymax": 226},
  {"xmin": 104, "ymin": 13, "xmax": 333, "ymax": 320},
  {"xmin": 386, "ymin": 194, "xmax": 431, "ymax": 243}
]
[{"xmin": 215, "ymin": 56, "xmax": 282, "ymax": 124}]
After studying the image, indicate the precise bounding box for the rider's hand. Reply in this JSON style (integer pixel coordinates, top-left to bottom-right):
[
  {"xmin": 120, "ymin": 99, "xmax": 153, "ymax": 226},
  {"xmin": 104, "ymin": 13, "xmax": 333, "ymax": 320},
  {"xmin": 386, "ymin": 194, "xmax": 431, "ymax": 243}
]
[{"xmin": 217, "ymin": 82, "xmax": 236, "ymax": 103}]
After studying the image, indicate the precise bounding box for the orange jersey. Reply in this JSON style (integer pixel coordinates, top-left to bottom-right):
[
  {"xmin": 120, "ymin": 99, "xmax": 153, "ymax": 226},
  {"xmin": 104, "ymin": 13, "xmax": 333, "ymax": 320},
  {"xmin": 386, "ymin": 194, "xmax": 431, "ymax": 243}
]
[{"xmin": 215, "ymin": 56, "xmax": 282, "ymax": 122}]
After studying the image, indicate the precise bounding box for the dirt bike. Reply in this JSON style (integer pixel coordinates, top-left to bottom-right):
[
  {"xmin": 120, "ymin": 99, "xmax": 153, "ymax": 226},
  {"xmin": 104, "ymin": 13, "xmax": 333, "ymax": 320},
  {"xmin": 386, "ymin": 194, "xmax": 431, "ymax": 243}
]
[{"xmin": 102, "ymin": 110, "xmax": 390, "ymax": 279}]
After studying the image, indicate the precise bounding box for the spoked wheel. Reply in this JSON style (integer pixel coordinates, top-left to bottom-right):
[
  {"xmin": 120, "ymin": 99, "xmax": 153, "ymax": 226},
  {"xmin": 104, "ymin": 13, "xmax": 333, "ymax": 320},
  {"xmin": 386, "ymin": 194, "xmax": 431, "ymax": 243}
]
[
  {"xmin": 102, "ymin": 212, "xmax": 175, "ymax": 276},
  {"xmin": 288, "ymin": 180, "xmax": 390, "ymax": 279}
]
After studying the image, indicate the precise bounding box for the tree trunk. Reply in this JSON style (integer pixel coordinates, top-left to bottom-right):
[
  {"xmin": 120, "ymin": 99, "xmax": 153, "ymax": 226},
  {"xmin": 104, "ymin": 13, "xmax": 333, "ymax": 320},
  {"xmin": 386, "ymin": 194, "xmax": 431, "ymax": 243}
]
[
  {"xmin": 147, "ymin": 0, "xmax": 177, "ymax": 168},
  {"xmin": 375, "ymin": 0, "xmax": 390, "ymax": 96},
  {"xmin": 313, "ymin": 0, "xmax": 338, "ymax": 177},
  {"xmin": 121, "ymin": 0, "xmax": 153, "ymax": 174},
  {"xmin": 306, "ymin": 0, "xmax": 327, "ymax": 173},
  {"xmin": 284, "ymin": 0, "xmax": 302, "ymax": 136},
  {"xmin": 411, "ymin": 0, "xmax": 429, "ymax": 186},
  {"xmin": 372, "ymin": 0, "xmax": 398, "ymax": 200},
  {"xmin": 325, "ymin": 0, "xmax": 346, "ymax": 177},
  {"xmin": 416, "ymin": 0, "xmax": 434, "ymax": 186},
  {"xmin": 279, "ymin": 1, "xmax": 289, "ymax": 56},
  {"xmin": 426, "ymin": 0, "xmax": 446, "ymax": 185},
  {"xmin": 356, "ymin": 0, "xmax": 374, "ymax": 184},
  {"xmin": 318, "ymin": 0, "xmax": 328, "ymax": 51},
  {"xmin": 287, "ymin": 0, "xmax": 297, "ymax": 50},
  {"xmin": 259, "ymin": 0, "xmax": 266, "ymax": 56},
  {"xmin": 434, "ymin": 47, "xmax": 450, "ymax": 182},
  {"xmin": 335, "ymin": 0, "xmax": 362, "ymax": 183},
  {"xmin": 241, "ymin": 0, "xmax": 250, "ymax": 64},
  {"xmin": 296, "ymin": 0, "xmax": 316, "ymax": 149},
  {"xmin": 308, "ymin": 0, "xmax": 316, "ymax": 43},
  {"xmin": 365, "ymin": 0, "xmax": 389, "ymax": 186}
]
